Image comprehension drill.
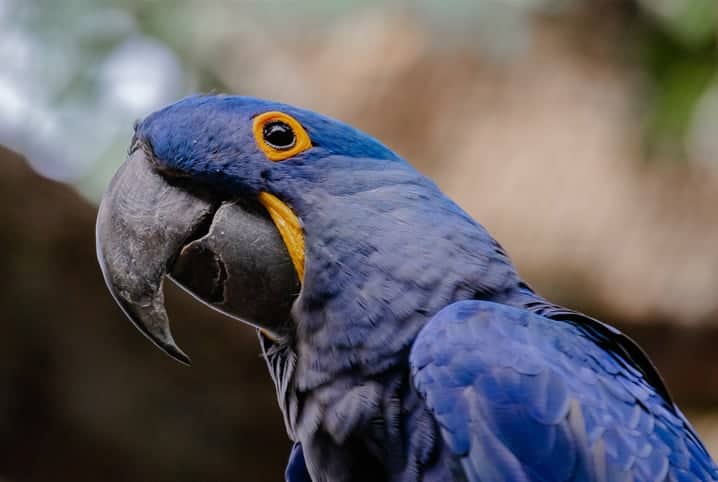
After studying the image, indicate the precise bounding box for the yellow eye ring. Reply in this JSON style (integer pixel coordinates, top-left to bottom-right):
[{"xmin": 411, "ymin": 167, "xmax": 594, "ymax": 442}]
[{"xmin": 253, "ymin": 111, "xmax": 312, "ymax": 162}]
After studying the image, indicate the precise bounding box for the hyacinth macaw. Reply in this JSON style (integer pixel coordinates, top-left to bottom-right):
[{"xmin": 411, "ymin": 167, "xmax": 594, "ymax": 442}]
[{"xmin": 96, "ymin": 95, "xmax": 717, "ymax": 482}]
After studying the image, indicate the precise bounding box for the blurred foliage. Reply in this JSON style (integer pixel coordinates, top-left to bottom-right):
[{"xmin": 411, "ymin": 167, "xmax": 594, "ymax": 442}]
[{"xmin": 638, "ymin": 0, "xmax": 718, "ymax": 162}]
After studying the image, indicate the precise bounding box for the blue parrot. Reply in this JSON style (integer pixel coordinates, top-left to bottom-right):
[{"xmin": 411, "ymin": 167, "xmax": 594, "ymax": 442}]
[{"xmin": 95, "ymin": 95, "xmax": 717, "ymax": 481}]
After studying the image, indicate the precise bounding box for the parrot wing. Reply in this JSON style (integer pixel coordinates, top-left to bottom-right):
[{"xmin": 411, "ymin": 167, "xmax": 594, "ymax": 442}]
[{"xmin": 410, "ymin": 300, "xmax": 718, "ymax": 482}]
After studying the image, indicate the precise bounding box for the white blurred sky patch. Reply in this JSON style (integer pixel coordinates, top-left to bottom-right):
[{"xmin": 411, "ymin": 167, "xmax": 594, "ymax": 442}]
[
  {"xmin": 100, "ymin": 36, "xmax": 185, "ymax": 116},
  {"xmin": 0, "ymin": 1, "xmax": 188, "ymax": 191}
]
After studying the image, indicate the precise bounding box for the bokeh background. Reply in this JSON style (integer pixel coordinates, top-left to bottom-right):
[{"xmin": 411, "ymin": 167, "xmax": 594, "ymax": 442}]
[{"xmin": 1, "ymin": 0, "xmax": 717, "ymax": 480}]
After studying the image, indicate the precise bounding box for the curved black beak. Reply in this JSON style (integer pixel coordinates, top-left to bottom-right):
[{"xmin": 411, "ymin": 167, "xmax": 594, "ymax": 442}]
[{"xmin": 96, "ymin": 146, "xmax": 299, "ymax": 364}]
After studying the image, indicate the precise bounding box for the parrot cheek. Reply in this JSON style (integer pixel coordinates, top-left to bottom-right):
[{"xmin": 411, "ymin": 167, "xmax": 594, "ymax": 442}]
[{"xmin": 258, "ymin": 192, "xmax": 305, "ymax": 282}]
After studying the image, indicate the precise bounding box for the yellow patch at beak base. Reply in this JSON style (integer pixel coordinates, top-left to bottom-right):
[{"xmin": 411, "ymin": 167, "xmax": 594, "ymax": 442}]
[{"xmin": 258, "ymin": 192, "xmax": 305, "ymax": 282}]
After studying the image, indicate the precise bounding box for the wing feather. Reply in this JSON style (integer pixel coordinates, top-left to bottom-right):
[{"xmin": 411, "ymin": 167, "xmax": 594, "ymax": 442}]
[{"xmin": 410, "ymin": 301, "xmax": 717, "ymax": 482}]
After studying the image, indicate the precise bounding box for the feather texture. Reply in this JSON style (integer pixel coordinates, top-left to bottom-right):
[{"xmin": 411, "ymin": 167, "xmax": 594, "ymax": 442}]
[{"xmin": 411, "ymin": 301, "xmax": 718, "ymax": 482}]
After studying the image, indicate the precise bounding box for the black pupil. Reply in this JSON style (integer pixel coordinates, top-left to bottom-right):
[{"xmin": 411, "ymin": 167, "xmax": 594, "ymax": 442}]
[{"xmin": 263, "ymin": 121, "xmax": 296, "ymax": 150}]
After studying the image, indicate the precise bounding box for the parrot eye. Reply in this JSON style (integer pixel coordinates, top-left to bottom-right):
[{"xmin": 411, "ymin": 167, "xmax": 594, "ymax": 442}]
[
  {"xmin": 263, "ymin": 121, "xmax": 296, "ymax": 150},
  {"xmin": 253, "ymin": 111, "xmax": 312, "ymax": 162}
]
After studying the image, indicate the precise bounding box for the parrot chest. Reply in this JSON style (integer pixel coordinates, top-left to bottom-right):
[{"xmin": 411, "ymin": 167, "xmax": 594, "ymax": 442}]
[{"xmin": 288, "ymin": 368, "xmax": 460, "ymax": 482}]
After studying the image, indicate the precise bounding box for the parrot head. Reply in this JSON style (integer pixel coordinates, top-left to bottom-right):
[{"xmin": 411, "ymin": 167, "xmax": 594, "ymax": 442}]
[
  {"xmin": 97, "ymin": 95, "xmax": 415, "ymax": 364},
  {"xmin": 97, "ymin": 94, "xmax": 515, "ymax": 379}
]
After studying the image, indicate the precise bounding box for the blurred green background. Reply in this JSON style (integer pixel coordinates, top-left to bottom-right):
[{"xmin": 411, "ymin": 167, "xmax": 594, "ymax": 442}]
[{"xmin": 1, "ymin": 1, "xmax": 717, "ymax": 481}]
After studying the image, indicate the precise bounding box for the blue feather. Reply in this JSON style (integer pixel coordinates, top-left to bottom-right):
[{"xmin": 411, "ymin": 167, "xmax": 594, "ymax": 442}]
[{"xmin": 411, "ymin": 301, "xmax": 718, "ymax": 481}]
